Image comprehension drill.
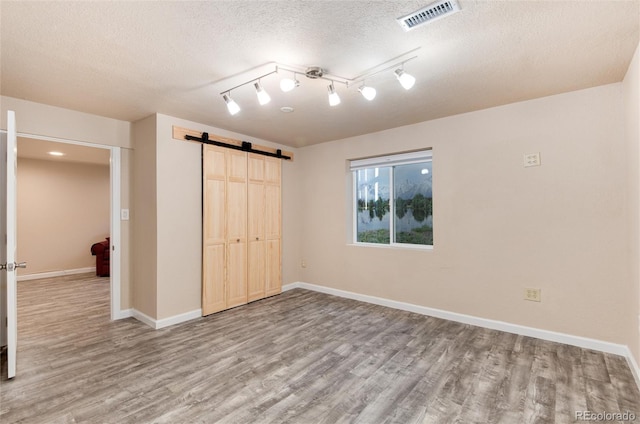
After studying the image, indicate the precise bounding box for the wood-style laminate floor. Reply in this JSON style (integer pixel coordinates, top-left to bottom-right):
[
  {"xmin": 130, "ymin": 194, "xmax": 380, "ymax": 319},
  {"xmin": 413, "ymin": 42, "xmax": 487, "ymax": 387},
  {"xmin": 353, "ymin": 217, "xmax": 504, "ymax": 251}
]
[{"xmin": 1, "ymin": 274, "xmax": 639, "ymax": 424}]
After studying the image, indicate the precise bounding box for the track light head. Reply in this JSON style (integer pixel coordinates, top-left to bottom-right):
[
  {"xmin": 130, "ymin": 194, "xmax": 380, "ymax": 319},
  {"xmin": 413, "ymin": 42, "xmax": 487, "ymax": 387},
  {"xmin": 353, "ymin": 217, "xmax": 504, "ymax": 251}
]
[
  {"xmin": 254, "ymin": 81, "xmax": 271, "ymax": 105},
  {"xmin": 394, "ymin": 68, "xmax": 415, "ymax": 90},
  {"xmin": 358, "ymin": 85, "xmax": 377, "ymax": 101},
  {"xmin": 328, "ymin": 83, "xmax": 341, "ymax": 106},
  {"xmin": 280, "ymin": 77, "xmax": 299, "ymax": 92},
  {"xmin": 222, "ymin": 94, "xmax": 241, "ymax": 115}
]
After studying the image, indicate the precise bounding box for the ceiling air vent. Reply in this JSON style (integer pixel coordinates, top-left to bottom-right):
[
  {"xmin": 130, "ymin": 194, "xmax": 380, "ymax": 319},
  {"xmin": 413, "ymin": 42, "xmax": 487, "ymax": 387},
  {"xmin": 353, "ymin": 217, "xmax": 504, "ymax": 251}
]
[{"xmin": 397, "ymin": 0, "xmax": 461, "ymax": 31}]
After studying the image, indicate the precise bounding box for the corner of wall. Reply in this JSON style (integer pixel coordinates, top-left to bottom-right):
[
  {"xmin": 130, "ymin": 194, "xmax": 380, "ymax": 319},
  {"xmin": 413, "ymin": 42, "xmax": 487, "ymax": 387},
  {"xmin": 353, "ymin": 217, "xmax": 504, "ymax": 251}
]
[{"xmin": 623, "ymin": 41, "xmax": 640, "ymax": 362}]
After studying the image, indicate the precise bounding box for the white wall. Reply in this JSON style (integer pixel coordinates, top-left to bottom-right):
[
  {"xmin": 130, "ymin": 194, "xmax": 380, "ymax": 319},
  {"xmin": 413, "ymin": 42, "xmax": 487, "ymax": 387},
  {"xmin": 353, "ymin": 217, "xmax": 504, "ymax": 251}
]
[
  {"xmin": 296, "ymin": 83, "xmax": 632, "ymax": 347},
  {"xmin": 17, "ymin": 158, "xmax": 110, "ymax": 275}
]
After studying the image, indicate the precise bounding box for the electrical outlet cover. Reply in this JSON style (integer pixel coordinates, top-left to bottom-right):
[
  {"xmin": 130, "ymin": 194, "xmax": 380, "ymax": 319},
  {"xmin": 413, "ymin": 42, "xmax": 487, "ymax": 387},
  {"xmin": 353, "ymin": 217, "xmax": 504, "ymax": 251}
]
[
  {"xmin": 524, "ymin": 287, "xmax": 541, "ymax": 302},
  {"xmin": 524, "ymin": 153, "xmax": 541, "ymax": 167}
]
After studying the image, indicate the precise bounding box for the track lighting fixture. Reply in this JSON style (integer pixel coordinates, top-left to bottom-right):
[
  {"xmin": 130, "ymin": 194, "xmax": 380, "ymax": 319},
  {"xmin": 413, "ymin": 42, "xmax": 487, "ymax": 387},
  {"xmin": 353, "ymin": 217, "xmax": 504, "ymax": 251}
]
[
  {"xmin": 358, "ymin": 85, "xmax": 377, "ymax": 101},
  {"xmin": 328, "ymin": 83, "xmax": 341, "ymax": 106},
  {"xmin": 254, "ymin": 81, "xmax": 271, "ymax": 105},
  {"xmin": 222, "ymin": 93, "xmax": 241, "ymax": 115},
  {"xmin": 394, "ymin": 68, "xmax": 416, "ymax": 90},
  {"xmin": 217, "ymin": 49, "xmax": 419, "ymax": 115}
]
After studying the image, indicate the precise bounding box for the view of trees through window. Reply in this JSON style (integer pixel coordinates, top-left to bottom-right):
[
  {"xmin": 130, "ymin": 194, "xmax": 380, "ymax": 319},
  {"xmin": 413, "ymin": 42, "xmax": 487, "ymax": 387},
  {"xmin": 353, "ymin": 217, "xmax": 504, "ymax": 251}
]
[{"xmin": 355, "ymin": 160, "xmax": 432, "ymax": 246}]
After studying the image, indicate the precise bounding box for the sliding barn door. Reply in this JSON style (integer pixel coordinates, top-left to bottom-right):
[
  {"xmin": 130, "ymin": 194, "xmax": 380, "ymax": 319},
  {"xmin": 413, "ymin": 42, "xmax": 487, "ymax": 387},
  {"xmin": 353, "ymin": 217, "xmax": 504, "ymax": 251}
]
[
  {"xmin": 202, "ymin": 145, "xmax": 281, "ymax": 316},
  {"xmin": 247, "ymin": 154, "xmax": 266, "ymax": 302},
  {"xmin": 202, "ymin": 146, "xmax": 227, "ymax": 315},
  {"xmin": 225, "ymin": 150, "xmax": 248, "ymax": 308},
  {"xmin": 264, "ymin": 157, "xmax": 282, "ymax": 297}
]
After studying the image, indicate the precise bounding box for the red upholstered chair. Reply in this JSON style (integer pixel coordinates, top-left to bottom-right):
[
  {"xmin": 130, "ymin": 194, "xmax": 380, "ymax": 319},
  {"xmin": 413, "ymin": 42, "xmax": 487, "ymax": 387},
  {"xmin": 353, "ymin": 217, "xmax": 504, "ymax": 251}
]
[{"xmin": 90, "ymin": 237, "xmax": 110, "ymax": 277}]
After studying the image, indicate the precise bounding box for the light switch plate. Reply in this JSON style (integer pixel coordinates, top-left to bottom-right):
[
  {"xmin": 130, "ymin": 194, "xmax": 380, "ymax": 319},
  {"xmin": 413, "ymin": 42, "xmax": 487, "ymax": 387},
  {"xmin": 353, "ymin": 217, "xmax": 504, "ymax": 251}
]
[{"xmin": 121, "ymin": 209, "xmax": 130, "ymax": 221}]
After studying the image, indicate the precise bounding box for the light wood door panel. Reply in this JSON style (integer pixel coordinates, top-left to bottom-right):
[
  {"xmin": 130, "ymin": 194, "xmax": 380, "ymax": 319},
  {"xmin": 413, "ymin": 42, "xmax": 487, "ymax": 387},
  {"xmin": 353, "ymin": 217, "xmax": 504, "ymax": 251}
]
[
  {"xmin": 227, "ymin": 241, "xmax": 247, "ymax": 308},
  {"xmin": 227, "ymin": 150, "xmax": 248, "ymax": 308},
  {"xmin": 202, "ymin": 244, "xmax": 226, "ymax": 315},
  {"xmin": 227, "ymin": 180, "xmax": 247, "ymax": 243},
  {"xmin": 265, "ymin": 239, "xmax": 281, "ymax": 297},
  {"xmin": 204, "ymin": 147, "xmax": 226, "ymax": 179},
  {"xmin": 247, "ymin": 240, "xmax": 265, "ymax": 302},
  {"xmin": 265, "ymin": 184, "xmax": 280, "ymax": 240},
  {"xmin": 264, "ymin": 157, "xmax": 281, "ymax": 184},
  {"xmin": 248, "ymin": 182, "xmax": 265, "ymax": 239},
  {"xmin": 247, "ymin": 153, "xmax": 267, "ymax": 302},
  {"xmin": 248, "ymin": 153, "xmax": 264, "ymax": 181},
  {"xmin": 228, "ymin": 150, "xmax": 247, "ymax": 181},
  {"xmin": 204, "ymin": 179, "xmax": 225, "ymax": 245}
]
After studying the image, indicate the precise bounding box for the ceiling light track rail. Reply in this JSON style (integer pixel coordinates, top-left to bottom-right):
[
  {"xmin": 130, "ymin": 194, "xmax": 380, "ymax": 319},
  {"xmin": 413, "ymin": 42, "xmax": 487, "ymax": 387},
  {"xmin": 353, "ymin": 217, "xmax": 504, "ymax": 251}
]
[
  {"xmin": 349, "ymin": 55, "xmax": 418, "ymax": 87},
  {"xmin": 219, "ymin": 69, "xmax": 279, "ymax": 96}
]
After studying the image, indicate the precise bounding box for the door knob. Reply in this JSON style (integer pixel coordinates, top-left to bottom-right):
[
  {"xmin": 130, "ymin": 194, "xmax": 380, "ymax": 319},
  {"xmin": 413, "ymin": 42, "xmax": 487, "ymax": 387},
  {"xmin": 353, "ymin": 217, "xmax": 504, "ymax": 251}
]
[{"xmin": 6, "ymin": 262, "xmax": 27, "ymax": 271}]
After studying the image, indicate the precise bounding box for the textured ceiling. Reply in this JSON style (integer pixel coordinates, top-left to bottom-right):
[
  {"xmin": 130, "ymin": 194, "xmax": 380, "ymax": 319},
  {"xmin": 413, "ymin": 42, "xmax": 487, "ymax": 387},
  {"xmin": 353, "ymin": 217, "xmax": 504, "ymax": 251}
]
[{"xmin": 1, "ymin": 1, "xmax": 638, "ymax": 148}]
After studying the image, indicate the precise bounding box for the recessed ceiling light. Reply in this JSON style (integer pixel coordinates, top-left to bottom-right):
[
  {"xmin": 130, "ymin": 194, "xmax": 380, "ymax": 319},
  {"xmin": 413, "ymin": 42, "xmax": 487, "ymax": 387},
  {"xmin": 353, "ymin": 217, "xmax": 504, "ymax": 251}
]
[
  {"xmin": 421, "ymin": 168, "xmax": 429, "ymax": 174},
  {"xmin": 48, "ymin": 151, "xmax": 65, "ymax": 157},
  {"xmin": 280, "ymin": 106, "xmax": 294, "ymax": 113}
]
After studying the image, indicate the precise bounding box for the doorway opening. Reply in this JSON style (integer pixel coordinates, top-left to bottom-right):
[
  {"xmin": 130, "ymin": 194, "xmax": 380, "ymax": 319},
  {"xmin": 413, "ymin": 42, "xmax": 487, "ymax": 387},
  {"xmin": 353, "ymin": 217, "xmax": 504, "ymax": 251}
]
[{"xmin": 14, "ymin": 134, "xmax": 122, "ymax": 320}]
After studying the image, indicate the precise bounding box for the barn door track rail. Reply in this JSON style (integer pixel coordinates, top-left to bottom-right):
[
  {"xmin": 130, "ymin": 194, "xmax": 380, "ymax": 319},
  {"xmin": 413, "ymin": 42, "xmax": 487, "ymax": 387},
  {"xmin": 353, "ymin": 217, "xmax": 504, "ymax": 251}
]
[{"xmin": 173, "ymin": 126, "xmax": 294, "ymax": 161}]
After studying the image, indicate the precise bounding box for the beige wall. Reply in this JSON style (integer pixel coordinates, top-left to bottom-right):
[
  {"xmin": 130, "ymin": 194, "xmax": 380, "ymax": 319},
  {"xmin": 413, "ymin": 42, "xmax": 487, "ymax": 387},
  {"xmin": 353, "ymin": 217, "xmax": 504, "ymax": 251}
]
[
  {"xmin": 131, "ymin": 114, "xmax": 158, "ymax": 318},
  {"xmin": 624, "ymin": 43, "xmax": 640, "ymax": 360},
  {"xmin": 17, "ymin": 158, "xmax": 110, "ymax": 275},
  {"xmin": 1, "ymin": 95, "xmax": 132, "ymax": 309},
  {"xmin": 1, "ymin": 96, "xmax": 131, "ymax": 148},
  {"xmin": 155, "ymin": 114, "xmax": 202, "ymax": 319},
  {"xmin": 296, "ymin": 83, "xmax": 631, "ymax": 346}
]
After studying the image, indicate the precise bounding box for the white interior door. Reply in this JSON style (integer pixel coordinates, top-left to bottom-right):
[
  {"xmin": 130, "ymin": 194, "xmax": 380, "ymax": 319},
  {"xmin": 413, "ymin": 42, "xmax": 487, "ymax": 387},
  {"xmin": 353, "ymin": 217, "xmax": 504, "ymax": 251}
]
[
  {"xmin": 2, "ymin": 110, "xmax": 21, "ymax": 379},
  {"xmin": 0, "ymin": 118, "xmax": 7, "ymax": 350}
]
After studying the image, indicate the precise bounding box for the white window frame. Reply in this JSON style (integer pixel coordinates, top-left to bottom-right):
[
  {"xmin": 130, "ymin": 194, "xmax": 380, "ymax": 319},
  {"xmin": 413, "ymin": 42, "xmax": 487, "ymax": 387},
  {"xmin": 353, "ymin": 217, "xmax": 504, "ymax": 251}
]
[{"xmin": 351, "ymin": 150, "xmax": 433, "ymax": 249}]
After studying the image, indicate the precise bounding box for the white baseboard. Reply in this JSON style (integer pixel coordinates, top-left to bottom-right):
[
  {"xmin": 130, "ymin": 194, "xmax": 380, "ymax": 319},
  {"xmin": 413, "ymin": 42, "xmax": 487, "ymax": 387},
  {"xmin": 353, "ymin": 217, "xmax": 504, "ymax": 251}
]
[
  {"xmin": 18, "ymin": 267, "xmax": 96, "ymax": 281},
  {"xmin": 625, "ymin": 347, "xmax": 640, "ymax": 391},
  {"xmin": 131, "ymin": 309, "xmax": 157, "ymax": 329},
  {"xmin": 114, "ymin": 308, "xmax": 133, "ymax": 320},
  {"xmin": 124, "ymin": 308, "xmax": 202, "ymax": 330},
  {"xmin": 155, "ymin": 309, "xmax": 202, "ymax": 329},
  {"xmin": 283, "ymin": 281, "xmax": 640, "ymax": 390}
]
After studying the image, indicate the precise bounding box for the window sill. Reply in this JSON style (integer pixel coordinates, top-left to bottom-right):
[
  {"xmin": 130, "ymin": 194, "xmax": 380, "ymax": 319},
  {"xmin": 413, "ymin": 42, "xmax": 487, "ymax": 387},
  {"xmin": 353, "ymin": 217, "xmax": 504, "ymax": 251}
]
[{"xmin": 347, "ymin": 242, "xmax": 433, "ymax": 251}]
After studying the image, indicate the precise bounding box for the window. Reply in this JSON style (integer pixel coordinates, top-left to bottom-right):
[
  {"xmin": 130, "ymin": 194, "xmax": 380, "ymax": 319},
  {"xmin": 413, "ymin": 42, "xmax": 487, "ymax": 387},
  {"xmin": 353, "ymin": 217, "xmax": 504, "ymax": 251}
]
[{"xmin": 351, "ymin": 150, "xmax": 433, "ymax": 247}]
